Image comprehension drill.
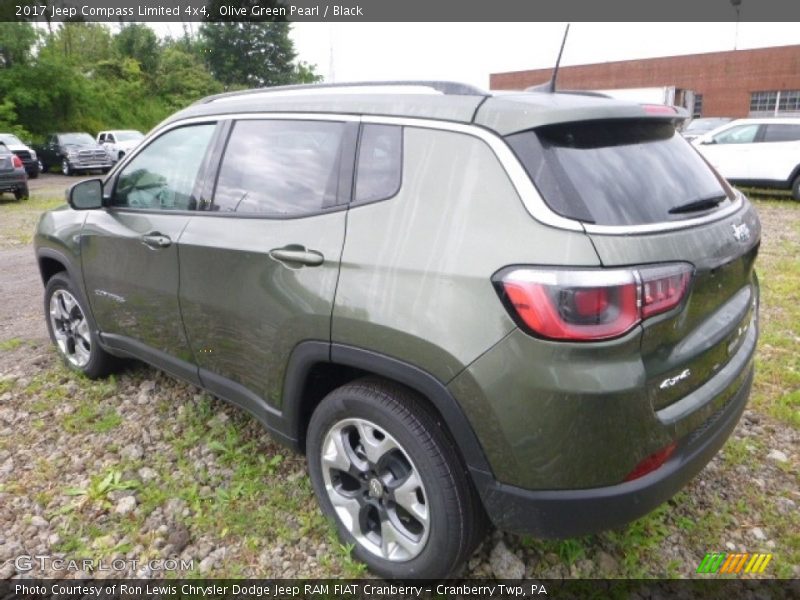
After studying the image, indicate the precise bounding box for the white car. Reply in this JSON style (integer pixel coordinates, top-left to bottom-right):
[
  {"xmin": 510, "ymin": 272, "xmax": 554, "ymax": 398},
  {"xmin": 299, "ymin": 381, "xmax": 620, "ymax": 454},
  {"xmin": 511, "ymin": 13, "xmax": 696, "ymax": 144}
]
[
  {"xmin": 97, "ymin": 130, "xmax": 144, "ymax": 163},
  {"xmin": 692, "ymin": 117, "xmax": 800, "ymax": 199}
]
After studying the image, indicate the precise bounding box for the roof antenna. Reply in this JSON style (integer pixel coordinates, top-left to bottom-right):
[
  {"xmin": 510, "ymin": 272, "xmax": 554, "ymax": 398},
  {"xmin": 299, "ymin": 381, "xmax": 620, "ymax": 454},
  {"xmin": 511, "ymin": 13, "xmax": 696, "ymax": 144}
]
[{"xmin": 526, "ymin": 24, "xmax": 571, "ymax": 93}]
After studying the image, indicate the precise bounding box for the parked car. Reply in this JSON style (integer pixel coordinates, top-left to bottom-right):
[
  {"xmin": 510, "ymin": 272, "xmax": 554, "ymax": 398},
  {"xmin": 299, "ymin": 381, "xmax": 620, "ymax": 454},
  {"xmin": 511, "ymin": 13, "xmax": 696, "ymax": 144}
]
[
  {"xmin": 0, "ymin": 132, "xmax": 40, "ymax": 178},
  {"xmin": 680, "ymin": 117, "xmax": 733, "ymax": 142},
  {"xmin": 97, "ymin": 130, "xmax": 144, "ymax": 163},
  {"xmin": 0, "ymin": 142, "xmax": 29, "ymax": 200},
  {"xmin": 34, "ymin": 81, "xmax": 760, "ymax": 579},
  {"xmin": 692, "ymin": 117, "xmax": 800, "ymax": 199},
  {"xmin": 36, "ymin": 132, "xmax": 113, "ymax": 176}
]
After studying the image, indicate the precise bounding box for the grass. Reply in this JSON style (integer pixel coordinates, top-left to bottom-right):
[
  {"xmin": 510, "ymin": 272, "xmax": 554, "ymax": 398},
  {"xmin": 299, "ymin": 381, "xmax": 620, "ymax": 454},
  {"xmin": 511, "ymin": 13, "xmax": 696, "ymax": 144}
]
[
  {"xmin": 0, "ymin": 193, "xmax": 65, "ymax": 247},
  {"xmin": 0, "ymin": 337, "xmax": 24, "ymax": 351},
  {"xmin": 746, "ymin": 197, "xmax": 800, "ymax": 428}
]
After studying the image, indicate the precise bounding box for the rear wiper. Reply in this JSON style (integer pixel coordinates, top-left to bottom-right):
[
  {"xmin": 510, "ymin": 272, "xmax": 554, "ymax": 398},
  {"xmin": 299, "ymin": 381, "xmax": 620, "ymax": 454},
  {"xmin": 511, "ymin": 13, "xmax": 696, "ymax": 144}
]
[{"xmin": 668, "ymin": 194, "xmax": 726, "ymax": 215}]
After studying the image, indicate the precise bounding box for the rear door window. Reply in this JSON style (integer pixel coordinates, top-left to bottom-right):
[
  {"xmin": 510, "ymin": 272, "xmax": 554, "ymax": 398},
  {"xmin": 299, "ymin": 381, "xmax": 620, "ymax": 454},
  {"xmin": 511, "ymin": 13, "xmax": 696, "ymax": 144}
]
[
  {"xmin": 507, "ymin": 119, "xmax": 733, "ymax": 226},
  {"xmin": 212, "ymin": 119, "xmax": 348, "ymax": 216},
  {"xmin": 762, "ymin": 124, "xmax": 800, "ymax": 142}
]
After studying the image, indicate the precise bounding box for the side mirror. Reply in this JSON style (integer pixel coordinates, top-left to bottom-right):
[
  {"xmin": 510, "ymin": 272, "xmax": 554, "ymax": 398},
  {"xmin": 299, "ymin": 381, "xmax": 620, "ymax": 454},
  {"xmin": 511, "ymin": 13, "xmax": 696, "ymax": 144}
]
[{"xmin": 68, "ymin": 178, "xmax": 104, "ymax": 210}]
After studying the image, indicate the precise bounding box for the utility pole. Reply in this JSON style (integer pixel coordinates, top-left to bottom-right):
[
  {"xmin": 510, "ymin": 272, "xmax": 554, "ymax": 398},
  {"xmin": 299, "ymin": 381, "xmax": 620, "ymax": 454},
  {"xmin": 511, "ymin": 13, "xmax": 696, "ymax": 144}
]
[{"xmin": 731, "ymin": 0, "xmax": 742, "ymax": 50}]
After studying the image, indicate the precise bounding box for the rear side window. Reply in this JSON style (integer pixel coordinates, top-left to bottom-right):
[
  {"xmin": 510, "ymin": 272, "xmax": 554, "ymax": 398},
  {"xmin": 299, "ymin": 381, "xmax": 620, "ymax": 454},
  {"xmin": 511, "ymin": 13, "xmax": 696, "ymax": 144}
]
[
  {"xmin": 713, "ymin": 124, "xmax": 759, "ymax": 144},
  {"xmin": 507, "ymin": 120, "xmax": 732, "ymax": 226},
  {"xmin": 762, "ymin": 124, "xmax": 800, "ymax": 142},
  {"xmin": 212, "ymin": 120, "xmax": 347, "ymax": 215},
  {"xmin": 354, "ymin": 124, "xmax": 402, "ymax": 204}
]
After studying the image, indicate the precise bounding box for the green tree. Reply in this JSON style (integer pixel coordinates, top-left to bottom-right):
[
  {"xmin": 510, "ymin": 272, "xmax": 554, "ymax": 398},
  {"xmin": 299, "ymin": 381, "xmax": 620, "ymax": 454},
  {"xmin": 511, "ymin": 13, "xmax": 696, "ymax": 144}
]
[
  {"xmin": 0, "ymin": 22, "xmax": 37, "ymax": 68},
  {"xmin": 114, "ymin": 24, "xmax": 160, "ymax": 74},
  {"xmin": 199, "ymin": 22, "xmax": 319, "ymax": 89},
  {"xmin": 41, "ymin": 22, "xmax": 113, "ymax": 66}
]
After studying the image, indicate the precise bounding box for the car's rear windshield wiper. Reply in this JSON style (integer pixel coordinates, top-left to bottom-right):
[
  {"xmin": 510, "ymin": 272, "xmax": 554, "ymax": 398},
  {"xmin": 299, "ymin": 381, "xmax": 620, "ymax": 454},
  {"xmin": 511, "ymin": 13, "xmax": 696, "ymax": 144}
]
[{"xmin": 668, "ymin": 194, "xmax": 727, "ymax": 215}]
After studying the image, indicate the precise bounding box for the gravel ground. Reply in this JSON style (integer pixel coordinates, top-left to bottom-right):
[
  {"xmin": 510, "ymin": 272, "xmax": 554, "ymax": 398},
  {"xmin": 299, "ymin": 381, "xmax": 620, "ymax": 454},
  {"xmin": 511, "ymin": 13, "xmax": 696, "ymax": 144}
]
[{"xmin": 0, "ymin": 187, "xmax": 798, "ymax": 580}]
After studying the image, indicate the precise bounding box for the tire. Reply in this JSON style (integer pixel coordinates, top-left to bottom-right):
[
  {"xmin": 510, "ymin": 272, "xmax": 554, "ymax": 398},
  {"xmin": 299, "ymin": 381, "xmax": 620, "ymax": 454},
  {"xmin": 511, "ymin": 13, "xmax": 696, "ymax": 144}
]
[
  {"xmin": 118, "ymin": 151, "xmax": 125, "ymax": 161},
  {"xmin": 792, "ymin": 174, "xmax": 800, "ymax": 201},
  {"xmin": 29, "ymin": 169, "xmax": 39, "ymax": 179},
  {"xmin": 102, "ymin": 167, "xmax": 111, "ymax": 174},
  {"xmin": 61, "ymin": 159, "xmax": 72, "ymax": 176},
  {"xmin": 44, "ymin": 272, "xmax": 116, "ymax": 379},
  {"xmin": 307, "ymin": 377, "xmax": 487, "ymax": 579},
  {"xmin": 14, "ymin": 185, "xmax": 29, "ymax": 201}
]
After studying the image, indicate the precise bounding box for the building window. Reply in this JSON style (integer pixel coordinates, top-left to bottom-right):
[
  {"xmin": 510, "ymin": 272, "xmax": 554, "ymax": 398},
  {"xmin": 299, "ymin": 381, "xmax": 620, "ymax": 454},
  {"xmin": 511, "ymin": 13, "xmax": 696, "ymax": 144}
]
[
  {"xmin": 778, "ymin": 90, "xmax": 800, "ymax": 113},
  {"xmin": 693, "ymin": 94, "xmax": 703, "ymax": 117},
  {"xmin": 750, "ymin": 90, "xmax": 800, "ymax": 116}
]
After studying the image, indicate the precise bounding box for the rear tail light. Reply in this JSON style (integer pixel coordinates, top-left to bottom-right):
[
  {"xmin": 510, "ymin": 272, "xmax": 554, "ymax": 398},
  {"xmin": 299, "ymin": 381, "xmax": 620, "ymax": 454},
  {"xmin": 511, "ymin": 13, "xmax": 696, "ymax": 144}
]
[
  {"xmin": 494, "ymin": 263, "xmax": 693, "ymax": 341},
  {"xmin": 12, "ymin": 155, "xmax": 23, "ymax": 169}
]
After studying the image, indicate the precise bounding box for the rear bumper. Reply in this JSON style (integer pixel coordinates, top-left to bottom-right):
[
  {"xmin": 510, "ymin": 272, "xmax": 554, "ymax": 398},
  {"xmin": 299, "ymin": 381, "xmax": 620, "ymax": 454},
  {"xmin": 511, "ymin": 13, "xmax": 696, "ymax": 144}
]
[
  {"xmin": 0, "ymin": 173, "xmax": 27, "ymax": 191},
  {"xmin": 473, "ymin": 361, "xmax": 754, "ymax": 537}
]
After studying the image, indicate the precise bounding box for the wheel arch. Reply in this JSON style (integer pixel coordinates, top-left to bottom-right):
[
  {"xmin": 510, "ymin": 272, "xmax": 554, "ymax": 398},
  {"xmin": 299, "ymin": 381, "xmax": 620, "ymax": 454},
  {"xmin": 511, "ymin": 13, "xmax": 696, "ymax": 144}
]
[
  {"xmin": 789, "ymin": 163, "xmax": 800, "ymax": 186},
  {"xmin": 280, "ymin": 341, "xmax": 494, "ymax": 478},
  {"xmin": 37, "ymin": 249, "xmax": 71, "ymax": 285}
]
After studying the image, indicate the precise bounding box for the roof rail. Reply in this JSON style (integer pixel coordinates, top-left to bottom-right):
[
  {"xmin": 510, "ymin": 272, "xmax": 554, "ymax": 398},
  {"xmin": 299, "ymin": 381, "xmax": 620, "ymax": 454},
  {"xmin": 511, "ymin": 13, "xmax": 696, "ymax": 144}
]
[{"xmin": 197, "ymin": 80, "xmax": 488, "ymax": 104}]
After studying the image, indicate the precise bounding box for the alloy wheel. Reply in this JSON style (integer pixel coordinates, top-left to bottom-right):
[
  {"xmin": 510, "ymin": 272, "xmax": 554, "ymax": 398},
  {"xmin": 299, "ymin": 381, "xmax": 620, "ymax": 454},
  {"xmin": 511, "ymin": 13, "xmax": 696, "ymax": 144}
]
[
  {"xmin": 320, "ymin": 417, "xmax": 430, "ymax": 561},
  {"xmin": 49, "ymin": 289, "xmax": 91, "ymax": 367}
]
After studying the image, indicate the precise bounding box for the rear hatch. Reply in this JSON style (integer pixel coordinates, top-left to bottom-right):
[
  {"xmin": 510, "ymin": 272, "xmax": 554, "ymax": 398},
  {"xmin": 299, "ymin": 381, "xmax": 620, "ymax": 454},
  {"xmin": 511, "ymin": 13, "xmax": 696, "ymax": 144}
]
[{"xmin": 507, "ymin": 118, "xmax": 760, "ymax": 418}]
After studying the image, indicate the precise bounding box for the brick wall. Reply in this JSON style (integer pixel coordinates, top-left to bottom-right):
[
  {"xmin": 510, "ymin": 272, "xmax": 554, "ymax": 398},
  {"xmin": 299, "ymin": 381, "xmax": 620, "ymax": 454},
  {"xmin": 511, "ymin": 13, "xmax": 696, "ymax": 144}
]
[{"xmin": 490, "ymin": 45, "xmax": 800, "ymax": 118}]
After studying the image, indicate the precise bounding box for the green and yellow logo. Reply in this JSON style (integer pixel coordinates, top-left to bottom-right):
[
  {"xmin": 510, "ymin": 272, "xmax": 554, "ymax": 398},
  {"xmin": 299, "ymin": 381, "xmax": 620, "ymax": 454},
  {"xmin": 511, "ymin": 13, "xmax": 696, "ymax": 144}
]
[{"xmin": 697, "ymin": 552, "xmax": 772, "ymax": 574}]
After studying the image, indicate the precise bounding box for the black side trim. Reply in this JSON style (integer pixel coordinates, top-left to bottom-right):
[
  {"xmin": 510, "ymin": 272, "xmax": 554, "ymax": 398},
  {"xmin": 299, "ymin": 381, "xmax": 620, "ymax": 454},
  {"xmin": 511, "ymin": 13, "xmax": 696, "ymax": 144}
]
[
  {"xmin": 280, "ymin": 340, "xmax": 332, "ymax": 451},
  {"xmin": 198, "ymin": 368, "xmax": 295, "ymax": 447},
  {"xmin": 100, "ymin": 333, "xmax": 201, "ymax": 386},
  {"xmin": 304, "ymin": 343, "xmax": 494, "ymax": 475}
]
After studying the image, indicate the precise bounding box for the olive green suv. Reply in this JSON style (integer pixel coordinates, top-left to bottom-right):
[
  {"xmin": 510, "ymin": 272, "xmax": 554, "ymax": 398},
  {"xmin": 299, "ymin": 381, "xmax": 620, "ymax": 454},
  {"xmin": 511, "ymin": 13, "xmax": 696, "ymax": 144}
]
[{"xmin": 34, "ymin": 81, "xmax": 760, "ymax": 579}]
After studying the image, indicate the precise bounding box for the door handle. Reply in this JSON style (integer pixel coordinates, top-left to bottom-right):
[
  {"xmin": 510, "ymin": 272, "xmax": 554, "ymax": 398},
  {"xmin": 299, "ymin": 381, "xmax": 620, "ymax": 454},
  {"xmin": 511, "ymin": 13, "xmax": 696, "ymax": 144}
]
[
  {"xmin": 141, "ymin": 233, "xmax": 172, "ymax": 249},
  {"xmin": 269, "ymin": 245, "xmax": 324, "ymax": 267}
]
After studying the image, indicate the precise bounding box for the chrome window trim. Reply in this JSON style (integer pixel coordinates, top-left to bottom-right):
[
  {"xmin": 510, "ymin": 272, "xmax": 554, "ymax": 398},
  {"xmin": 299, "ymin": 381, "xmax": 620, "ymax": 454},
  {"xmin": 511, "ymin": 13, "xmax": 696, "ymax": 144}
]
[{"xmin": 120, "ymin": 112, "xmax": 743, "ymax": 234}]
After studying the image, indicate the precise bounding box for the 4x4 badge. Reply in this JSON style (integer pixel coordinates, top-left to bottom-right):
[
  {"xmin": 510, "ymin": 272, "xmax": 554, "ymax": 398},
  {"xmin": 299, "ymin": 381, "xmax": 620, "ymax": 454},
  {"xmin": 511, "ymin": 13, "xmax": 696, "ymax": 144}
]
[{"xmin": 732, "ymin": 222, "xmax": 751, "ymax": 243}]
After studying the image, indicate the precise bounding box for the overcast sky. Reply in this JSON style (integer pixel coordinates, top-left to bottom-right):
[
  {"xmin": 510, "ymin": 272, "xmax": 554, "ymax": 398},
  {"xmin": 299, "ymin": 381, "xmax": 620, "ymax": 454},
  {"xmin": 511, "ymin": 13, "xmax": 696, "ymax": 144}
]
[
  {"xmin": 292, "ymin": 22, "xmax": 800, "ymax": 89},
  {"xmin": 150, "ymin": 22, "xmax": 800, "ymax": 90}
]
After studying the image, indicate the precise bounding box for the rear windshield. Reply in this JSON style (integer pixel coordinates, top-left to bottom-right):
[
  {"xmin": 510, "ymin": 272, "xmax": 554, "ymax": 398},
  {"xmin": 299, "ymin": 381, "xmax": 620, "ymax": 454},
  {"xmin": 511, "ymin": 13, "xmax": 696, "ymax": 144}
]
[{"xmin": 507, "ymin": 120, "xmax": 733, "ymax": 226}]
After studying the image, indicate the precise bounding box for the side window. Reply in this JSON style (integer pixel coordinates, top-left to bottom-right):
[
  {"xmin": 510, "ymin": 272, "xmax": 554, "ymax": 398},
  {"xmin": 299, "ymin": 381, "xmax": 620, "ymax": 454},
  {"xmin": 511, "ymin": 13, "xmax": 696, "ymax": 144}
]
[
  {"xmin": 354, "ymin": 124, "xmax": 402, "ymax": 204},
  {"xmin": 111, "ymin": 124, "xmax": 215, "ymax": 211},
  {"xmin": 762, "ymin": 124, "xmax": 800, "ymax": 143},
  {"xmin": 713, "ymin": 124, "xmax": 760, "ymax": 145},
  {"xmin": 98, "ymin": 134, "xmax": 106, "ymax": 143},
  {"xmin": 107, "ymin": 134, "xmax": 115, "ymax": 143},
  {"xmin": 213, "ymin": 120, "xmax": 347, "ymax": 215}
]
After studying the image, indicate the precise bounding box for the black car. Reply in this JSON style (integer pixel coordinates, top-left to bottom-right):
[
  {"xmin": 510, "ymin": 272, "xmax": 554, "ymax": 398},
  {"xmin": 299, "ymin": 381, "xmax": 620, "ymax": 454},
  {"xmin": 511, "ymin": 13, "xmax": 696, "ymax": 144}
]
[
  {"xmin": 0, "ymin": 133, "xmax": 40, "ymax": 178},
  {"xmin": 0, "ymin": 142, "xmax": 29, "ymax": 200},
  {"xmin": 37, "ymin": 132, "xmax": 113, "ymax": 176}
]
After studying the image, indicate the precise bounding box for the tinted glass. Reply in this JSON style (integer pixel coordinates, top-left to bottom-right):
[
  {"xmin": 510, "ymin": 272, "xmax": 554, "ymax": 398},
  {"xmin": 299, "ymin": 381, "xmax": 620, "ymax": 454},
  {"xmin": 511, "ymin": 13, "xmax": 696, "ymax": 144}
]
[
  {"xmin": 762, "ymin": 124, "xmax": 800, "ymax": 142},
  {"xmin": 355, "ymin": 125, "xmax": 402, "ymax": 204},
  {"xmin": 507, "ymin": 120, "xmax": 732, "ymax": 226},
  {"xmin": 713, "ymin": 124, "xmax": 759, "ymax": 144},
  {"xmin": 213, "ymin": 120, "xmax": 346, "ymax": 215},
  {"xmin": 59, "ymin": 133, "xmax": 95, "ymax": 145},
  {"xmin": 112, "ymin": 124, "xmax": 215, "ymax": 210}
]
